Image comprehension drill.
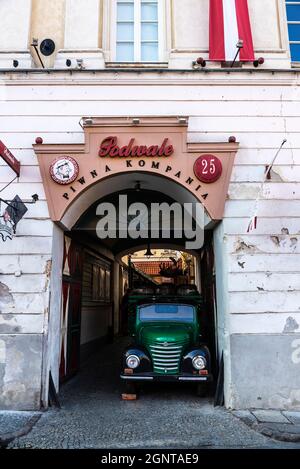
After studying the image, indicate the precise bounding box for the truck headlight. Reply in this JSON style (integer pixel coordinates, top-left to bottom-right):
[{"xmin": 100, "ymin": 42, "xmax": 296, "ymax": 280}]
[
  {"xmin": 192, "ymin": 355, "xmax": 206, "ymax": 370},
  {"xmin": 126, "ymin": 355, "xmax": 140, "ymax": 369}
]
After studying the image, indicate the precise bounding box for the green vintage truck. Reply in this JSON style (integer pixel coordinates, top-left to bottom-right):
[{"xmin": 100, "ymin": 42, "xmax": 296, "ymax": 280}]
[{"xmin": 120, "ymin": 284, "xmax": 212, "ymax": 395}]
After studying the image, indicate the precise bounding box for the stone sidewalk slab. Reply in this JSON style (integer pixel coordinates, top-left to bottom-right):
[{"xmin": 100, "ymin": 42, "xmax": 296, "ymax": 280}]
[
  {"xmin": 232, "ymin": 410, "xmax": 257, "ymax": 427},
  {"xmin": 233, "ymin": 409, "xmax": 300, "ymax": 443},
  {"xmin": 282, "ymin": 411, "xmax": 300, "ymax": 425},
  {"xmin": 251, "ymin": 410, "xmax": 291, "ymax": 424}
]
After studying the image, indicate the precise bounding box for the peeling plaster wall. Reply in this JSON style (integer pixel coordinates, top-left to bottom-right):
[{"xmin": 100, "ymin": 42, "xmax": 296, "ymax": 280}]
[
  {"xmin": 224, "ymin": 167, "xmax": 300, "ymax": 408},
  {"xmin": 1, "ymin": 68, "xmax": 300, "ymax": 409},
  {"xmin": 230, "ymin": 334, "xmax": 300, "ymax": 410},
  {"xmin": 0, "ymin": 201, "xmax": 52, "ymax": 409},
  {"xmin": 0, "ymin": 334, "xmax": 43, "ymax": 410}
]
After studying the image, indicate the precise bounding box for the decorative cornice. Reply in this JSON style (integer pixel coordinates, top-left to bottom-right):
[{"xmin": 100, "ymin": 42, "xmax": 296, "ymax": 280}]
[
  {"xmin": 80, "ymin": 116, "xmax": 189, "ymax": 127},
  {"xmin": 1, "ymin": 69, "xmax": 300, "ymax": 87},
  {"xmin": 187, "ymin": 142, "xmax": 239, "ymax": 153}
]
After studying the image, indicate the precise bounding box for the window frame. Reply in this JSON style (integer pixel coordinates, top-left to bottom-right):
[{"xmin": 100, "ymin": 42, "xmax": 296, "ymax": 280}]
[
  {"xmin": 286, "ymin": 1, "xmax": 300, "ymax": 63},
  {"xmin": 91, "ymin": 262, "xmax": 112, "ymax": 303},
  {"xmin": 138, "ymin": 303, "xmax": 196, "ymax": 324},
  {"xmin": 111, "ymin": 0, "xmax": 165, "ymax": 63}
]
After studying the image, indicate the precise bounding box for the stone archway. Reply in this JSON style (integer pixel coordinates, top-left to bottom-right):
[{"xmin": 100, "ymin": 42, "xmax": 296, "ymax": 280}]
[{"xmin": 34, "ymin": 116, "xmax": 238, "ymax": 405}]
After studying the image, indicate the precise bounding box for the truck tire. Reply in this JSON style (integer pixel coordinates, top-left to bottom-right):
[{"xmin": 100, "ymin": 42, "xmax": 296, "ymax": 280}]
[{"xmin": 125, "ymin": 381, "xmax": 138, "ymax": 395}]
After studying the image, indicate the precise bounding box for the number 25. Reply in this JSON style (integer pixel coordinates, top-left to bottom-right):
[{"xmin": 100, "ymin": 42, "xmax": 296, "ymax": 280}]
[{"xmin": 202, "ymin": 158, "xmax": 216, "ymax": 175}]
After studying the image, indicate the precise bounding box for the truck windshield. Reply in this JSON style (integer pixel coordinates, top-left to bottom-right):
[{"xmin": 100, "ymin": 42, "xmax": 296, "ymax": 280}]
[{"xmin": 139, "ymin": 304, "xmax": 195, "ymax": 323}]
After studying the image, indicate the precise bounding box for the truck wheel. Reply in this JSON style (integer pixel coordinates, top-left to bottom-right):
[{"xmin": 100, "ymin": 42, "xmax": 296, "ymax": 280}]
[
  {"xmin": 196, "ymin": 384, "xmax": 207, "ymax": 397},
  {"xmin": 122, "ymin": 381, "xmax": 139, "ymax": 400},
  {"xmin": 125, "ymin": 382, "xmax": 137, "ymax": 395}
]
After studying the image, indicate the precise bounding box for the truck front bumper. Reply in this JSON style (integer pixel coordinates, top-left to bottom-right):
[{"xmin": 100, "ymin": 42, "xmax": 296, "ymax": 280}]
[{"xmin": 120, "ymin": 373, "xmax": 213, "ymax": 383}]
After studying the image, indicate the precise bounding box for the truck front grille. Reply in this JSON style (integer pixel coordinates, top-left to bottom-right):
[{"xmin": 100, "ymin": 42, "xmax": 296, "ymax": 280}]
[{"xmin": 146, "ymin": 341, "xmax": 187, "ymax": 374}]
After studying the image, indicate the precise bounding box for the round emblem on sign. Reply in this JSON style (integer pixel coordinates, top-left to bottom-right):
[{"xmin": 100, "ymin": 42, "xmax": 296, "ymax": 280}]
[
  {"xmin": 50, "ymin": 156, "xmax": 79, "ymax": 185},
  {"xmin": 193, "ymin": 154, "xmax": 222, "ymax": 184}
]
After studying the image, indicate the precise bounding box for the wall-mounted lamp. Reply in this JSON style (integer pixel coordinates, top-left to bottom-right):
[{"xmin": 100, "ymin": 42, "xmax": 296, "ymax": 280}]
[
  {"xmin": 178, "ymin": 117, "xmax": 188, "ymax": 125},
  {"xmin": 76, "ymin": 59, "xmax": 85, "ymax": 69},
  {"xmin": 134, "ymin": 181, "xmax": 141, "ymax": 192},
  {"xmin": 144, "ymin": 243, "xmax": 154, "ymax": 258},
  {"xmin": 83, "ymin": 118, "xmax": 93, "ymax": 126},
  {"xmin": 132, "ymin": 118, "xmax": 140, "ymax": 125}
]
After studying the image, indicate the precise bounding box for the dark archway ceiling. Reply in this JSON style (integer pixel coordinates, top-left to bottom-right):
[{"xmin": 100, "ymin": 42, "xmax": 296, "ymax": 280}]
[
  {"xmin": 72, "ymin": 188, "xmax": 203, "ymax": 256},
  {"xmin": 61, "ymin": 171, "xmax": 214, "ymax": 231}
]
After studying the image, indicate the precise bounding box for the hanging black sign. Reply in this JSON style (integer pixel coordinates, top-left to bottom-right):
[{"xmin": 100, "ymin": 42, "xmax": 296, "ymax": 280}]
[{"xmin": 4, "ymin": 195, "xmax": 28, "ymax": 230}]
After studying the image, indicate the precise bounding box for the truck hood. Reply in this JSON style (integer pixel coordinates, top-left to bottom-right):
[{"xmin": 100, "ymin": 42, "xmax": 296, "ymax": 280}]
[{"xmin": 139, "ymin": 324, "xmax": 192, "ymax": 345}]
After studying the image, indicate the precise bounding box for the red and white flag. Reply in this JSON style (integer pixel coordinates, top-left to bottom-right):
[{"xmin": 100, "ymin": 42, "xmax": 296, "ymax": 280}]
[{"xmin": 209, "ymin": 0, "xmax": 254, "ymax": 62}]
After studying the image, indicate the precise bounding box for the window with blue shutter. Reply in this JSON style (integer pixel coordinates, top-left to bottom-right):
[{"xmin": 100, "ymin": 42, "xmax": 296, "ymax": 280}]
[{"xmin": 286, "ymin": 1, "xmax": 300, "ymax": 62}]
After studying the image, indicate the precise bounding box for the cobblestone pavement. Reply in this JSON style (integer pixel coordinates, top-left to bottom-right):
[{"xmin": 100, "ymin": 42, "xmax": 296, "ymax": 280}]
[
  {"xmin": 0, "ymin": 411, "xmax": 41, "ymax": 447},
  {"xmin": 8, "ymin": 339, "xmax": 300, "ymax": 449}
]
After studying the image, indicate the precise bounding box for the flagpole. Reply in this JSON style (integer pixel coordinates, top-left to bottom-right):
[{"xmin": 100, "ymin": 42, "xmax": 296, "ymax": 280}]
[
  {"xmin": 246, "ymin": 139, "xmax": 287, "ymax": 233},
  {"xmin": 264, "ymin": 139, "xmax": 287, "ymax": 182}
]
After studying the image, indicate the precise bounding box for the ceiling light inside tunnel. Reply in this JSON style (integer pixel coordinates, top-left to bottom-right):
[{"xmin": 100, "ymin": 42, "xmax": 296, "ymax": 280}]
[
  {"xmin": 134, "ymin": 181, "xmax": 141, "ymax": 192},
  {"xmin": 178, "ymin": 117, "xmax": 187, "ymax": 125},
  {"xmin": 144, "ymin": 242, "xmax": 154, "ymax": 258},
  {"xmin": 83, "ymin": 118, "xmax": 93, "ymax": 126}
]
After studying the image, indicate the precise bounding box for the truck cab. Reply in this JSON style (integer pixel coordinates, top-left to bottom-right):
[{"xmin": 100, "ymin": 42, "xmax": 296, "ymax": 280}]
[{"xmin": 120, "ymin": 285, "xmax": 213, "ymax": 395}]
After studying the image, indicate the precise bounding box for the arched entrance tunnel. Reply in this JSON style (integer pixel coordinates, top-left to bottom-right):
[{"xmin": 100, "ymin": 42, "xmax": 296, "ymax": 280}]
[{"xmin": 47, "ymin": 171, "xmax": 224, "ymax": 404}]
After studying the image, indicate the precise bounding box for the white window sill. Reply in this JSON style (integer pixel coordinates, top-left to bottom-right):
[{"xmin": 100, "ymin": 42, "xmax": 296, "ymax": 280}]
[{"xmin": 105, "ymin": 61, "xmax": 169, "ymax": 69}]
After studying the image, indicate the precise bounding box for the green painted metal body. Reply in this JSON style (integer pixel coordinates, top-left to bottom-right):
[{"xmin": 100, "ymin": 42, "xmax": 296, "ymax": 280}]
[{"xmin": 127, "ymin": 294, "xmax": 203, "ymax": 375}]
